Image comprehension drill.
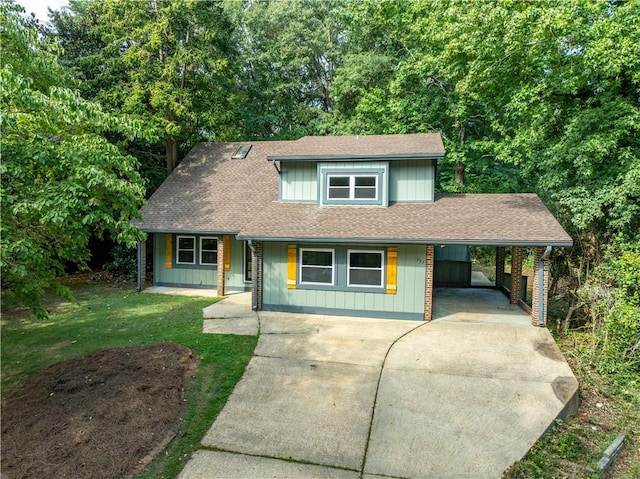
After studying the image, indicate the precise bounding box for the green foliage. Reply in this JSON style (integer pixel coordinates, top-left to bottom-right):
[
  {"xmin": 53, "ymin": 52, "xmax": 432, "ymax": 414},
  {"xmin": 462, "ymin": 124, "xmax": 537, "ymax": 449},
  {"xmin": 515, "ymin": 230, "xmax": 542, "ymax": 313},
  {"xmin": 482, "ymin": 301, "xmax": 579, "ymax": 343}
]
[
  {"xmin": 104, "ymin": 244, "xmax": 137, "ymax": 280},
  {"xmin": 592, "ymin": 243, "xmax": 640, "ymax": 375},
  {"xmin": 0, "ymin": 0, "xmax": 149, "ymax": 317},
  {"xmin": 51, "ymin": 0, "xmax": 241, "ymax": 172},
  {"xmin": 1, "ymin": 286, "xmax": 257, "ymax": 477},
  {"xmin": 226, "ymin": 0, "xmax": 340, "ymax": 140}
]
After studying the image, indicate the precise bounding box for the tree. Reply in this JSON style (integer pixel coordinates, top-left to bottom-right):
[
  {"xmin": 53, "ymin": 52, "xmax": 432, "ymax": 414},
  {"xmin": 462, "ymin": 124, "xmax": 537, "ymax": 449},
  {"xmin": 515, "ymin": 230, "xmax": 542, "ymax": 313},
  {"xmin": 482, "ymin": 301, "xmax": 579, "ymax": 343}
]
[
  {"xmin": 0, "ymin": 0, "xmax": 150, "ymax": 316},
  {"xmin": 496, "ymin": 0, "xmax": 640, "ymax": 247},
  {"xmin": 227, "ymin": 0, "xmax": 340, "ymax": 139},
  {"xmin": 329, "ymin": 0, "xmax": 520, "ymax": 192},
  {"xmin": 50, "ymin": 0, "xmax": 240, "ymax": 173}
]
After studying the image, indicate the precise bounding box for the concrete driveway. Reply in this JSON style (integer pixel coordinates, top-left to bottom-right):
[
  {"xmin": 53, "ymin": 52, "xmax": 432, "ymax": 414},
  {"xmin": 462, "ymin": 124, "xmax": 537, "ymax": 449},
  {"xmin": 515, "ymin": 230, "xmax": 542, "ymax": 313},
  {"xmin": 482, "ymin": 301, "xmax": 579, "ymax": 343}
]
[{"xmin": 180, "ymin": 289, "xmax": 578, "ymax": 479}]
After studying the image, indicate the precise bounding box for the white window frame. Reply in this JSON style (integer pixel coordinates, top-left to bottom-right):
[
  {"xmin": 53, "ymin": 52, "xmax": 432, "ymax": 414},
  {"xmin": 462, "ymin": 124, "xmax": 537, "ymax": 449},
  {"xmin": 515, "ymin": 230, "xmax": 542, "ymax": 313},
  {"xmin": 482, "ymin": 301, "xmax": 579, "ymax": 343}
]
[
  {"xmin": 176, "ymin": 235, "xmax": 196, "ymax": 265},
  {"xmin": 299, "ymin": 248, "xmax": 335, "ymax": 286},
  {"xmin": 327, "ymin": 174, "xmax": 378, "ymax": 201},
  {"xmin": 347, "ymin": 249, "xmax": 384, "ymax": 288},
  {"xmin": 199, "ymin": 237, "xmax": 218, "ymax": 265}
]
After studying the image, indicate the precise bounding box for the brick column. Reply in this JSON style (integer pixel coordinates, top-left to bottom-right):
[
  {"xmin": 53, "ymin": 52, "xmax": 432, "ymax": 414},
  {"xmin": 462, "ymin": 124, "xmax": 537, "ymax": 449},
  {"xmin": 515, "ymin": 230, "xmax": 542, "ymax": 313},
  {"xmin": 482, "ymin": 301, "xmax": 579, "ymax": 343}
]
[
  {"xmin": 510, "ymin": 246, "xmax": 523, "ymax": 304},
  {"xmin": 217, "ymin": 235, "xmax": 225, "ymax": 297},
  {"xmin": 531, "ymin": 247, "xmax": 550, "ymax": 326},
  {"xmin": 254, "ymin": 241, "xmax": 263, "ymax": 311},
  {"xmin": 495, "ymin": 246, "xmax": 505, "ymax": 290},
  {"xmin": 424, "ymin": 244, "xmax": 435, "ymax": 321}
]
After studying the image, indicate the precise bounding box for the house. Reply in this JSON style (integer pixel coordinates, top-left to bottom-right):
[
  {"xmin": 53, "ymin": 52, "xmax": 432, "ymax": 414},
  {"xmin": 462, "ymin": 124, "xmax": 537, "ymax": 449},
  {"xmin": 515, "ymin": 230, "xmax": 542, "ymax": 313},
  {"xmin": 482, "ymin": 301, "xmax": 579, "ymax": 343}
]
[{"xmin": 134, "ymin": 134, "xmax": 572, "ymax": 325}]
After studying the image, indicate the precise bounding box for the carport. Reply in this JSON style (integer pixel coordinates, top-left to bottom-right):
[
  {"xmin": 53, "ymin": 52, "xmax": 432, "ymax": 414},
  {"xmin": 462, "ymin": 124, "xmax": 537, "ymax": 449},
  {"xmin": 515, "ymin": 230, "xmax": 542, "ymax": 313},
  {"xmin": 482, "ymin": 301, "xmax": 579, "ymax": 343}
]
[{"xmin": 432, "ymin": 244, "xmax": 548, "ymax": 325}]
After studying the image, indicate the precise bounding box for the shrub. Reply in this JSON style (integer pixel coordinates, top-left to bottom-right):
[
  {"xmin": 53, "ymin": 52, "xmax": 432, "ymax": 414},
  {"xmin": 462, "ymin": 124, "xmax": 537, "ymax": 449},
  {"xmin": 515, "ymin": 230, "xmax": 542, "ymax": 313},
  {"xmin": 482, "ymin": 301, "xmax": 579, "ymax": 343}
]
[{"xmin": 104, "ymin": 244, "xmax": 137, "ymax": 281}]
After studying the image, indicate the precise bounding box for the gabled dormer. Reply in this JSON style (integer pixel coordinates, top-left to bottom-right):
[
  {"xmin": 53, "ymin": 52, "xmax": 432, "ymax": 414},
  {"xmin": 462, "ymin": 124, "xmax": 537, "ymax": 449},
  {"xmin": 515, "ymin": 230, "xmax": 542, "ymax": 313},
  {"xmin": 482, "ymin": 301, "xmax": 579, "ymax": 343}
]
[{"xmin": 267, "ymin": 134, "xmax": 444, "ymax": 206}]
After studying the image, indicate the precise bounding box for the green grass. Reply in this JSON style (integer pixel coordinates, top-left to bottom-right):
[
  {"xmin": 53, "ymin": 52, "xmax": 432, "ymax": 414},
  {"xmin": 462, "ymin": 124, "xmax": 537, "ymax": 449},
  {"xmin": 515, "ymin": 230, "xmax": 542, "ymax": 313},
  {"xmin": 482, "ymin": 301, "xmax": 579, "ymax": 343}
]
[{"xmin": 1, "ymin": 284, "xmax": 257, "ymax": 478}]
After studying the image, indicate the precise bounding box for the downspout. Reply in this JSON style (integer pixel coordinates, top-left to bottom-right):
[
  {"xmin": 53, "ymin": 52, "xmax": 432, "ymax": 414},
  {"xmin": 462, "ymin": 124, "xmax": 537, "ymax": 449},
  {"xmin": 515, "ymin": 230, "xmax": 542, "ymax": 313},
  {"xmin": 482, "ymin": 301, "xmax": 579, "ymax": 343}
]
[
  {"xmin": 537, "ymin": 246, "xmax": 552, "ymax": 326},
  {"xmin": 248, "ymin": 240, "xmax": 258, "ymax": 311}
]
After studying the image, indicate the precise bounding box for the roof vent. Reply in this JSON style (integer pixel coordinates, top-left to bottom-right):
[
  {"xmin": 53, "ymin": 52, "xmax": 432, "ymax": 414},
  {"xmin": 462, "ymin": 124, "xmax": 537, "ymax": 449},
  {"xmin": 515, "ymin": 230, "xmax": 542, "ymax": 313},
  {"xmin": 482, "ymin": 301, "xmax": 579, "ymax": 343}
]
[{"xmin": 232, "ymin": 144, "xmax": 252, "ymax": 159}]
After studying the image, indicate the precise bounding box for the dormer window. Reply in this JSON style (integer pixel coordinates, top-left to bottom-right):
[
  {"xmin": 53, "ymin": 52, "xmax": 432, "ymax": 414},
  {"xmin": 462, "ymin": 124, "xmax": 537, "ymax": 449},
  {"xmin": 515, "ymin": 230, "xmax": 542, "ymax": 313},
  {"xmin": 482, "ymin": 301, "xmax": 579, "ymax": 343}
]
[
  {"xmin": 328, "ymin": 174, "xmax": 378, "ymax": 200},
  {"xmin": 322, "ymin": 168, "xmax": 384, "ymax": 205}
]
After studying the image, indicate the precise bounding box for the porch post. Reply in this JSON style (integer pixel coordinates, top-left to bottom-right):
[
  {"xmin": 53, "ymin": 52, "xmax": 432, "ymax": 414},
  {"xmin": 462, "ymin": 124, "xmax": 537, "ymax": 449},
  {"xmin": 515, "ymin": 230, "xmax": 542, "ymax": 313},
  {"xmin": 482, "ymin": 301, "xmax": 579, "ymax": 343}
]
[
  {"xmin": 510, "ymin": 246, "xmax": 524, "ymax": 304},
  {"xmin": 217, "ymin": 235, "xmax": 225, "ymax": 297},
  {"xmin": 254, "ymin": 241, "xmax": 263, "ymax": 311},
  {"xmin": 424, "ymin": 244, "xmax": 435, "ymax": 321},
  {"xmin": 495, "ymin": 246, "xmax": 505, "ymax": 290},
  {"xmin": 531, "ymin": 247, "xmax": 550, "ymax": 326}
]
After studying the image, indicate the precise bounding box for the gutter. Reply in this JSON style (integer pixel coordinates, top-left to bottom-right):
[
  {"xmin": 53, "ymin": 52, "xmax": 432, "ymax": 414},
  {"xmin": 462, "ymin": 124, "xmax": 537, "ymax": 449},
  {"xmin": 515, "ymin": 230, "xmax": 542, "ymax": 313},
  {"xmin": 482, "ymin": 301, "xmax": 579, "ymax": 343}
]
[
  {"xmin": 537, "ymin": 246, "xmax": 552, "ymax": 326},
  {"xmin": 247, "ymin": 240, "xmax": 258, "ymax": 311}
]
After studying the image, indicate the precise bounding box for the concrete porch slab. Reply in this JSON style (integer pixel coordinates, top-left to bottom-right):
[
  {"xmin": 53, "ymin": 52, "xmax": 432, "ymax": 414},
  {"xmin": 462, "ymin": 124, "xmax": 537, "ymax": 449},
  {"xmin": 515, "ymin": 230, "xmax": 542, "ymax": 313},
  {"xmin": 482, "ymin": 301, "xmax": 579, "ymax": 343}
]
[
  {"xmin": 202, "ymin": 292, "xmax": 252, "ymax": 318},
  {"xmin": 142, "ymin": 286, "xmax": 218, "ymax": 297}
]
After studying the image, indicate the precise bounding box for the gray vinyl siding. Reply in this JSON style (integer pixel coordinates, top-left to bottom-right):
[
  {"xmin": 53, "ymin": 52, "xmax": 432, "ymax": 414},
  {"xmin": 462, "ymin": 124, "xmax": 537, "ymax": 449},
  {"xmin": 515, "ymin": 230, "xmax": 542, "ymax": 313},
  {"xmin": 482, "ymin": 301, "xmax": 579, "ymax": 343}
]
[
  {"xmin": 262, "ymin": 241, "xmax": 426, "ymax": 319},
  {"xmin": 318, "ymin": 161, "xmax": 389, "ymax": 206},
  {"xmin": 224, "ymin": 237, "xmax": 251, "ymax": 290},
  {"xmin": 389, "ymin": 160, "xmax": 435, "ymax": 203},
  {"xmin": 279, "ymin": 159, "xmax": 435, "ymax": 204},
  {"xmin": 153, "ymin": 234, "xmax": 250, "ymax": 291},
  {"xmin": 280, "ymin": 161, "xmax": 318, "ymax": 202}
]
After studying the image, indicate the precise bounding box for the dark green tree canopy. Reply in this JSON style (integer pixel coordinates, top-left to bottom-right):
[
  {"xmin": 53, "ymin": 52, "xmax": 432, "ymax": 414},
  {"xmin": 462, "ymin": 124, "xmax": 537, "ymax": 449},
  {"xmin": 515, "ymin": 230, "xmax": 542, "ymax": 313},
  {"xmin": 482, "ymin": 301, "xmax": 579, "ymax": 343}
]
[{"xmin": 1, "ymin": 0, "xmax": 150, "ymax": 316}]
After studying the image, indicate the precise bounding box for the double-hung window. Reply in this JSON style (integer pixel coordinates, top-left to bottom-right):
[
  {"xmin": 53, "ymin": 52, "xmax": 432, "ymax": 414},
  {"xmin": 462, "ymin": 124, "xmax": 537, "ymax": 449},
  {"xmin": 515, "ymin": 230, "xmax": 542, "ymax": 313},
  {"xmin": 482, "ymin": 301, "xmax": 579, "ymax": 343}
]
[
  {"xmin": 175, "ymin": 235, "xmax": 217, "ymax": 267},
  {"xmin": 347, "ymin": 250, "xmax": 384, "ymax": 288},
  {"xmin": 300, "ymin": 248, "xmax": 335, "ymax": 285},
  {"xmin": 327, "ymin": 174, "xmax": 378, "ymax": 202},
  {"xmin": 200, "ymin": 237, "xmax": 218, "ymax": 265},
  {"xmin": 176, "ymin": 236, "xmax": 196, "ymax": 264}
]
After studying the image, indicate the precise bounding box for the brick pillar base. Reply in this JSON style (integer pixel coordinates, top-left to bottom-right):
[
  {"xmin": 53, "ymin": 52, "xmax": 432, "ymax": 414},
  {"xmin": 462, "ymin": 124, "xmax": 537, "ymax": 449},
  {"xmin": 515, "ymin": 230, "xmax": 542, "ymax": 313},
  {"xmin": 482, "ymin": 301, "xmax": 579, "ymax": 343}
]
[
  {"xmin": 531, "ymin": 247, "xmax": 550, "ymax": 326},
  {"xmin": 424, "ymin": 244, "xmax": 434, "ymax": 321},
  {"xmin": 217, "ymin": 235, "xmax": 225, "ymax": 297},
  {"xmin": 495, "ymin": 246, "xmax": 505, "ymax": 290},
  {"xmin": 510, "ymin": 246, "xmax": 523, "ymax": 304}
]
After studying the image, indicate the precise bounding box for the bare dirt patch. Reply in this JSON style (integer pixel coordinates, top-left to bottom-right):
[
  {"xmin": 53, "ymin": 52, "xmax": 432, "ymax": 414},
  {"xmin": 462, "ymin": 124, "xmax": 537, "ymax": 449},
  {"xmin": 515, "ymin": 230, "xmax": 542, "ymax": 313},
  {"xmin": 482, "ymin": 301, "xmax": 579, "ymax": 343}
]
[{"xmin": 1, "ymin": 342, "xmax": 196, "ymax": 479}]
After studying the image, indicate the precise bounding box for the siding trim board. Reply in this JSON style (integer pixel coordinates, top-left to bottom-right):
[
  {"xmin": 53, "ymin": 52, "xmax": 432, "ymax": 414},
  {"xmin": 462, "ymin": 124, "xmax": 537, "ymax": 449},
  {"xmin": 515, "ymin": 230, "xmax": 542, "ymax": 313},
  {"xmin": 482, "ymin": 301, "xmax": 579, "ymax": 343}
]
[{"xmin": 262, "ymin": 303, "xmax": 424, "ymax": 321}]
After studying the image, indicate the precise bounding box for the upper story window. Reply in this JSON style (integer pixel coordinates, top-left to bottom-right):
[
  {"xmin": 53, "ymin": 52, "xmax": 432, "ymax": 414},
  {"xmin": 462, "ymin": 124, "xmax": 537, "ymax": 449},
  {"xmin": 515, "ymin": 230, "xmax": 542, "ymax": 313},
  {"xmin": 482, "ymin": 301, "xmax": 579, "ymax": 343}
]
[
  {"xmin": 322, "ymin": 168, "xmax": 384, "ymax": 205},
  {"xmin": 327, "ymin": 174, "xmax": 378, "ymax": 201}
]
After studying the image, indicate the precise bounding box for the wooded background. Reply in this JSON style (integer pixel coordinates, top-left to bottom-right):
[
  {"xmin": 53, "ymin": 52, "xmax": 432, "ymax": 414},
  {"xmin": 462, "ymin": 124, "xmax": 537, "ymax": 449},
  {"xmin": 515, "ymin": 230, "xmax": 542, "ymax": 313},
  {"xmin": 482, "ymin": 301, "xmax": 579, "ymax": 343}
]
[{"xmin": 1, "ymin": 0, "xmax": 638, "ymax": 377}]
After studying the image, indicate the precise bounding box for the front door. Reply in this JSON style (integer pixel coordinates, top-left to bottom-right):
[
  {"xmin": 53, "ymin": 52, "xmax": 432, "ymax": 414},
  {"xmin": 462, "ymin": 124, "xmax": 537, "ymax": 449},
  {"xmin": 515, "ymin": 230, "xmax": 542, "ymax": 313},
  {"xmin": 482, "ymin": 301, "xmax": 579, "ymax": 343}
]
[{"xmin": 243, "ymin": 241, "xmax": 252, "ymax": 283}]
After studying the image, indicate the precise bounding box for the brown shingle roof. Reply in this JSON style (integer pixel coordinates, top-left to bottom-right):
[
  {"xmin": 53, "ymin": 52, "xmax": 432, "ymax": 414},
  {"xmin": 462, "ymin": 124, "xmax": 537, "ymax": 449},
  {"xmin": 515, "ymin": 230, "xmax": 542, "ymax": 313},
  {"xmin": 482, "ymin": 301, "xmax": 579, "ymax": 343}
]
[
  {"xmin": 135, "ymin": 134, "xmax": 572, "ymax": 247},
  {"xmin": 135, "ymin": 141, "xmax": 282, "ymax": 233},
  {"xmin": 268, "ymin": 133, "xmax": 445, "ymax": 159},
  {"xmin": 236, "ymin": 194, "xmax": 573, "ymax": 246}
]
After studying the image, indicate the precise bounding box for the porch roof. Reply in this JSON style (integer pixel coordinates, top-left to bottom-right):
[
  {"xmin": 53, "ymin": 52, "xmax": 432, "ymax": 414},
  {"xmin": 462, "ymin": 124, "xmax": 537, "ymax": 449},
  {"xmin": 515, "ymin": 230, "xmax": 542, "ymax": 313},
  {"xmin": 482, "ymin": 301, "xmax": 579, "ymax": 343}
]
[{"xmin": 236, "ymin": 194, "xmax": 573, "ymax": 247}]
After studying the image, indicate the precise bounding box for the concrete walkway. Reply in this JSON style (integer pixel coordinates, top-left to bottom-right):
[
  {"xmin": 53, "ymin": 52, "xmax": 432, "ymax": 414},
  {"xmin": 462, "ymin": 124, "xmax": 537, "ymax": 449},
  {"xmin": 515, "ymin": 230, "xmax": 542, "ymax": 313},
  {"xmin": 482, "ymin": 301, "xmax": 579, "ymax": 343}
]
[{"xmin": 180, "ymin": 289, "xmax": 578, "ymax": 479}]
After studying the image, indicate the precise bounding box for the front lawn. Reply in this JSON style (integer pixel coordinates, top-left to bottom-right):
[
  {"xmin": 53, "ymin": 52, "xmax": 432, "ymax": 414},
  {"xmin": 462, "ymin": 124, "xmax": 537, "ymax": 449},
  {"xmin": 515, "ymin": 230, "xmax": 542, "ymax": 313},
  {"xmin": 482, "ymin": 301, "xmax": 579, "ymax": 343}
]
[{"xmin": 1, "ymin": 282, "xmax": 257, "ymax": 478}]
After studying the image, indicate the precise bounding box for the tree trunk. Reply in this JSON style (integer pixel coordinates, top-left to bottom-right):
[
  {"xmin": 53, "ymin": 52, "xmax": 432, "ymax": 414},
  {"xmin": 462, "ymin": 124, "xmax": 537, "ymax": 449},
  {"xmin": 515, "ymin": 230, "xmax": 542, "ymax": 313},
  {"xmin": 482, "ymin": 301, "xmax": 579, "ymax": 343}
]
[
  {"xmin": 455, "ymin": 124, "xmax": 465, "ymax": 192},
  {"xmin": 455, "ymin": 159, "xmax": 465, "ymax": 192},
  {"xmin": 166, "ymin": 137, "xmax": 177, "ymax": 173}
]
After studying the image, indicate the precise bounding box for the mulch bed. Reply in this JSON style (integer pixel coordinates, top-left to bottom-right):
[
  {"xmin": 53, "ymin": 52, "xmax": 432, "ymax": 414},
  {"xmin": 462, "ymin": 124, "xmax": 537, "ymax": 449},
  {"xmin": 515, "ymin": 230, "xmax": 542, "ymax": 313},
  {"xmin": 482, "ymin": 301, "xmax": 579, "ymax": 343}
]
[{"xmin": 1, "ymin": 342, "xmax": 196, "ymax": 479}]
